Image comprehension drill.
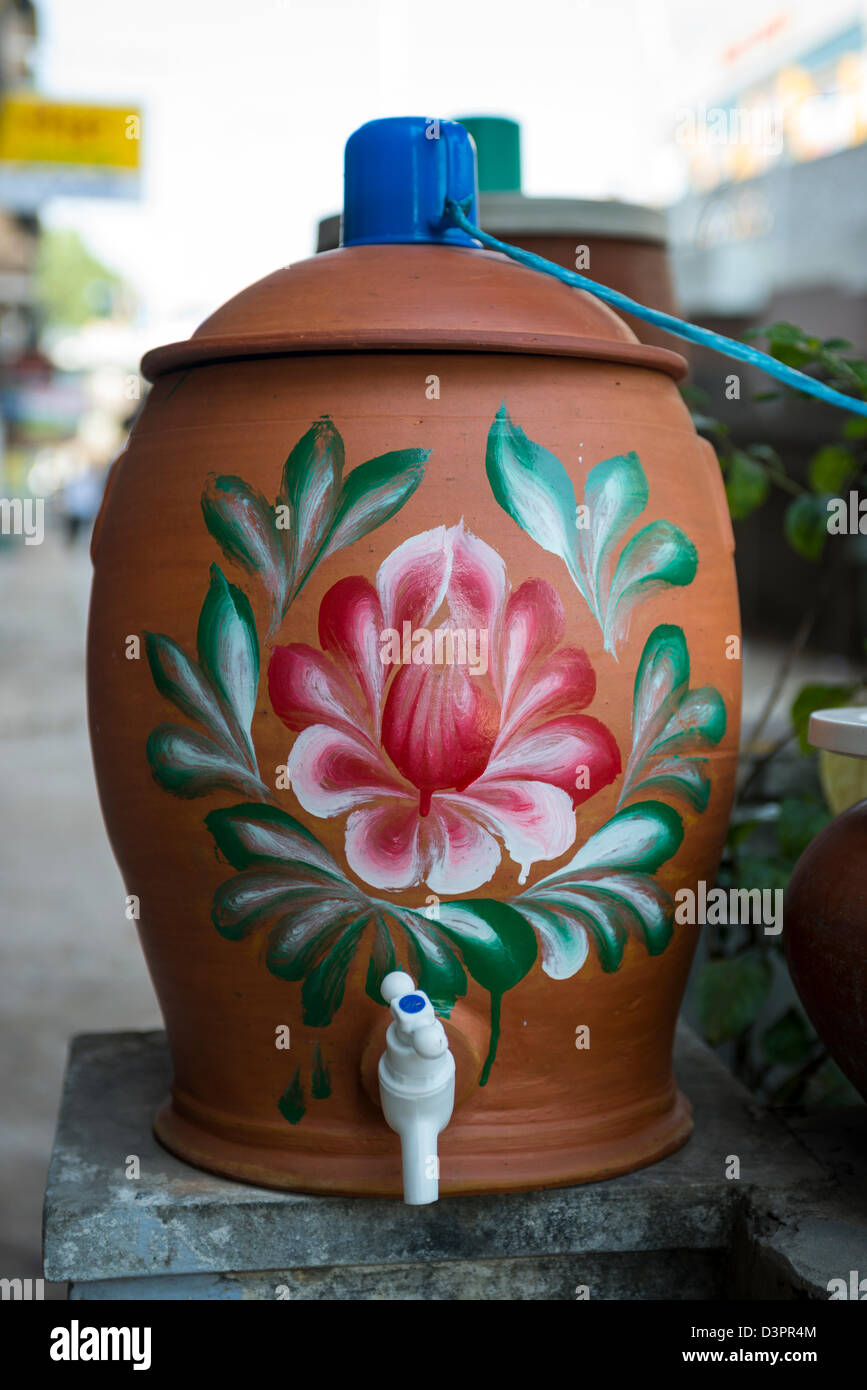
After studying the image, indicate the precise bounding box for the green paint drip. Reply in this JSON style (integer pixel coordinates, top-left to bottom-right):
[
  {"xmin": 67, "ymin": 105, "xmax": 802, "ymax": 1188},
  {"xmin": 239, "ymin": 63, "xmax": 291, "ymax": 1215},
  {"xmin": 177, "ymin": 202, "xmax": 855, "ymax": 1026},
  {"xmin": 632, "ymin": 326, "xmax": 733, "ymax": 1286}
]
[
  {"xmin": 479, "ymin": 993, "xmax": 502, "ymax": 1087},
  {"xmin": 277, "ymin": 1067, "xmax": 305, "ymax": 1124},
  {"xmin": 312, "ymin": 1043, "xmax": 331, "ymax": 1099}
]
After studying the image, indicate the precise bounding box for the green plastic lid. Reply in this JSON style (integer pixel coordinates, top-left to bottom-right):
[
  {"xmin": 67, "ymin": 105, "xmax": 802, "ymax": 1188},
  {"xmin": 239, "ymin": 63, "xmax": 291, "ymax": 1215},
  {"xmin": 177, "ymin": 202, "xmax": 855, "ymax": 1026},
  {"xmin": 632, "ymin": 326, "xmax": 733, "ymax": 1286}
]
[{"xmin": 457, "ymin": 116, "xmax": 521, "ymax": 194}]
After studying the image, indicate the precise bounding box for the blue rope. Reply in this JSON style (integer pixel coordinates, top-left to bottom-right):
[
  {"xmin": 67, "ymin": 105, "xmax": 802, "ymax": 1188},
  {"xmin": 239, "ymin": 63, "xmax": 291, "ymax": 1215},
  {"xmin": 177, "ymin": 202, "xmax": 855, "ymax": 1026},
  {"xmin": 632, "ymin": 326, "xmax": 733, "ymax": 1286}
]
[{"xmin": 445, "ymin": 197, "xmax": 867, "ymax": 420}]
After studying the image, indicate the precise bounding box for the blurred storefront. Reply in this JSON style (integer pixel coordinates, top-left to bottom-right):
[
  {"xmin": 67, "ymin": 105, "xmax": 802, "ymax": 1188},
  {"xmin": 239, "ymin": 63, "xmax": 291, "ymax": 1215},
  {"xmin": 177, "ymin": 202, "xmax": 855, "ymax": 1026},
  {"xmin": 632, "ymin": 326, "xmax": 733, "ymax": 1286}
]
[
  {"xmin": 0, "ymin": 0, "xmax": 141, "ymax": 533},
  {"xmin": 668, "ymin": 2, "xmax": 867, "ymax": 656}
]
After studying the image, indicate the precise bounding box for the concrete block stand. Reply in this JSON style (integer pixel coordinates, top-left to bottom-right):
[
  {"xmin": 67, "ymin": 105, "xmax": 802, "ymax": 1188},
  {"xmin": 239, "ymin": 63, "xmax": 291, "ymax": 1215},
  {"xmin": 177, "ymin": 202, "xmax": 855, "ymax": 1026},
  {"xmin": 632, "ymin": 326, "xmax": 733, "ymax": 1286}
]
[{"xmin": 43, "ymin": 1024, "xmax": 867, "ymax": 1300}]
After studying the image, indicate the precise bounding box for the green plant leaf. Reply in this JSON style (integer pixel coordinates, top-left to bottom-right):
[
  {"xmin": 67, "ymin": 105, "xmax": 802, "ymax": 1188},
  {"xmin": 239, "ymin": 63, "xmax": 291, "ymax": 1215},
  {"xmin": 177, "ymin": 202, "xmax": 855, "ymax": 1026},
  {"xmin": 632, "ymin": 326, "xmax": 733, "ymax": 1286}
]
[
  {"xmin": 201, "ymin": 474, "xmax": 288, "ymax": 633},
  {"xmin": 485, "ymin": 404, "xmax": 582, "ymax": 587},
  {"xmin": 790, "ymin": 682, "xmax": 858, "ymax": 754},
  {"xmin": 776, "ymin": 797, "xmax": 831, "ymax": 860},
  {"xmin": 843, "ymin": 416, "xmax": 867, "ymax": 440},
  {"xmin": 196, "ymin": 564, "xmax": 260, "ymax": 768},
  {"xmin": 696, "ymin": 952, "xmax": 772, "ymax": 1045},
  {"xmin": 803, "ymin": 1057, "xmax": 861, "ymax": 1107},
  {"xmin": 725, "ymin": 449, "xmax": 769, "ymax": 520},
  {"xmin": 784, "ymin": 493, "xmax": 829, "ymax": 562},
  {"xmin": 316, "ymin": 448, "xmax": 429, "ymax": 566},
  {"xmin": 146, "ymin": 725, "xmax": 267, "ymax": 800},
  {"xmin": 808, "ymin": 444, "xmax": 857, "ymax": 494},
  {"xmin": 761, "ymin": 1007, "xmax": 814, "ymax": 1066},
  {"xmin": 144, "ymin": 630, "xmax": 242, "ymax": 758},
  {"xmin": 732, "ymin": 853, "xmax": 790, "ymax": 894}
]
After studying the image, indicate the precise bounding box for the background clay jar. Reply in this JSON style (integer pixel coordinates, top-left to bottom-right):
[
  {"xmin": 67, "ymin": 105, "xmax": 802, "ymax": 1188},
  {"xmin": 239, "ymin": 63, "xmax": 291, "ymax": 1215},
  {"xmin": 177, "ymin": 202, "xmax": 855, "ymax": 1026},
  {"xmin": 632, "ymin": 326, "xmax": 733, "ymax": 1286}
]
[
  {"xmin": 784, "ymin": 710, "xmax": 867, "ymax": 1102},
  {"xmin": 87, "ymin": 122, "xmax": 741, "ymax": 1197}
]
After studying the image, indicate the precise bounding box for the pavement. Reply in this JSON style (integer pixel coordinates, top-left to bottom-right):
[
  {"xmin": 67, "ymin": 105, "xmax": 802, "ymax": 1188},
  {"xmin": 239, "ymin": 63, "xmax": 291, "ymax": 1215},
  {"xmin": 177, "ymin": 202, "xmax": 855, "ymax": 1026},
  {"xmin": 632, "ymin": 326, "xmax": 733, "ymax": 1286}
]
[{"xmin": 0, "ymin": 526, "xmax": 161, "ymax": 1296}]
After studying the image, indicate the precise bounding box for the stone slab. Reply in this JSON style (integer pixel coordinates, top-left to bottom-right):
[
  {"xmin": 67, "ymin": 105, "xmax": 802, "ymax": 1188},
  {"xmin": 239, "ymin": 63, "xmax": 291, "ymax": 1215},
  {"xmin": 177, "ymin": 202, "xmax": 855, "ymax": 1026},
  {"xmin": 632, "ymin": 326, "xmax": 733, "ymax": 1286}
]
[
  {"xmin": 69, "ymin": 1249, "xmax": 724, "ymax": 1301},
  {"xmin": 44, "ymin": 1023, "xmax": 824, "ymax": 1286}
]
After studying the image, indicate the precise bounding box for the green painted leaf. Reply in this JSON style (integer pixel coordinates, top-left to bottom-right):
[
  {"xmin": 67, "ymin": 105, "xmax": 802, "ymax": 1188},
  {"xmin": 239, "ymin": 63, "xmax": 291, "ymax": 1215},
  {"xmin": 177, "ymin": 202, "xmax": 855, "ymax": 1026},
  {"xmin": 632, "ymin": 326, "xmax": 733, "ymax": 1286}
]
[
  {"xmin": 784, "ymin": 493, "xmax": 829, "ymax": 562},
  {"xmin": 437, "ymin": 899, "xmax": 537, "ymax": 995},
  {"xmin": 527, "ymin": 874, "xmax": 674, "ymax": 970},
  {"xmin": 540, "ymin": 801, "xmax": 684, "ymax": 884},
  {"xmin": 301, "ymin": 917, "xmax": 369, "ymax": 1027},
  {"xmin": 211, "ymin": 871, "xmax": 340, "ymax": 940},
  {"xmin": 386, "ymin": 907, "xmax": 467, "ymax": 1015},
  {"xmin": 483, "ymin": 415, "xmax": 699, "ymax": 657},
  {"xmin": 696, "ymin": 953, "xmax": 772, "ymax": 1045},
  {"xmin": 519, "ymin": 801, "xmax": 681, "ymax": 977},
  {"xmin": 485, "ymin": 404, "xmax": 581, "ymax": 587},
  {"xmin": 279, "ymin": 418, "xmax": 343, "ymax": 593},
  {"xmin": 146, "ymin": 725, "xmax": 266, "ymax": 800},
  {"xmin": 511, "ymin": 901, "xmax": 589, "ymax": 980},
  {"xmin": 205, "ymin": 802, "xmax": 345, "ymax": 879},
  {"xmin": 266, "ymin": 903, "xmax": 367, "ymax": 983},
  {"xmin": 539, "ymin": 892, "xmax": 629, "ymax": 973},
  {"xmin": 576, "ymin": 451, "xmax": 648, "ymax": 617},
  {"xmin": 725, "ymin": 449, "xmax": 769, "ymax": 520},
  {"xmin": 144, "ymin": 630, "xmax": 241, "ymax": 757},
  {"xmin": 807, "ymin": 444, "xmax": 856, "ymax": 494},
  {"xmin": 628, "ymin": 756, "xmax": 711, "ymax": 812},
  {"xmin": 277, "ymin": 1067, "xmax": 305, "ymax": 1124},
  {"xmin": 316, "ymin": 449, "xmax": 429, "ymax": 568},
  {"xmin": 619, "ymin": 625, "xmax": 726, "ymax": 810},
  {"xmin": 201, "ymin": 474, "xmax": 288, "ymax": 633},
  {"xmin": 648, "ymin": 687, "xmax": 727, "ymax": 756},
  {"xmin": 196, "ymin": 564, "xmax": 260, "ymax": 769},
  {"xmin": 604, "ymin": 520, "xmax": 698, "ymax": 655},
  {"xmin": 312, "ymin": 1042, "xmax": 331, "ymax": 1099},
  {"xmin": 761, "ymin": 1007, "xmax": 814, "ymax": 1067},
  {"xmin": 437, "ymin": 898, "xmax": 537, "ymax": 1084},
  {"xmin": 364, "ymin": 913, "xmax": 397, "ymax": 1005},
  {"xmin": 630, "ymin": 624, "xmax": 689, "ymax": 752}
]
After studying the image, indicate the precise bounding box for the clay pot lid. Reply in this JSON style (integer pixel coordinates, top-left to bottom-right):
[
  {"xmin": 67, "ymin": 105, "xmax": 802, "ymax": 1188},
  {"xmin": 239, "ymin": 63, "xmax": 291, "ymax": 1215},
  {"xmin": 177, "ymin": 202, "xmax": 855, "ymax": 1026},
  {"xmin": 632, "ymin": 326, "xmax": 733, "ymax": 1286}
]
[
  {"xmin": 142, "ymin": 243, "xmax": 686, "ymax": 382},
  {"xmin": 810, "ymin": 707, "xmax": 867, "ymax": 758},
  {"xmin": 143, "ymin": 116, "xmax": 686, "ymax": 383}
]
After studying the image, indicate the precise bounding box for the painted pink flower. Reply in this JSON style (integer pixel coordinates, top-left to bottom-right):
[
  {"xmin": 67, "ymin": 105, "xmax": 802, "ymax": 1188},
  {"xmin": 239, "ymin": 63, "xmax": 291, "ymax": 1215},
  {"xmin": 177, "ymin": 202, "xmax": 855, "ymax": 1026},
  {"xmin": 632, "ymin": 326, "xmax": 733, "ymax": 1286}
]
[{"xmin": 268, "ymin": 523, "xmax": 620, "ymax": 895}]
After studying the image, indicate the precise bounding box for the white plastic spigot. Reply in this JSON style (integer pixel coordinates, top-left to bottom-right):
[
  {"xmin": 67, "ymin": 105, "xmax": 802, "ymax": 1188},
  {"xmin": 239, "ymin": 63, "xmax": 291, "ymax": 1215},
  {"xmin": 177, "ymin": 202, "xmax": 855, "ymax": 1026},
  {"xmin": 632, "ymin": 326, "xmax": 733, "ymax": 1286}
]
[{"xmin": 378, "ymin": 971, "xmax": 455, "ymax": 1205}]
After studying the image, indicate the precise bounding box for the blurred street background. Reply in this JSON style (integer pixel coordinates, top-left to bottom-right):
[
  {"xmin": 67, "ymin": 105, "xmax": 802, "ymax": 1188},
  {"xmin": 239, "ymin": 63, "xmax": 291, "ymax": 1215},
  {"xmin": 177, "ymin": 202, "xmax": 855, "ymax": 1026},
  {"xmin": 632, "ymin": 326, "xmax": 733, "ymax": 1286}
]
[{"xmin": 3, "ymin": 0, "xmax": 867, "ymax": 1289}]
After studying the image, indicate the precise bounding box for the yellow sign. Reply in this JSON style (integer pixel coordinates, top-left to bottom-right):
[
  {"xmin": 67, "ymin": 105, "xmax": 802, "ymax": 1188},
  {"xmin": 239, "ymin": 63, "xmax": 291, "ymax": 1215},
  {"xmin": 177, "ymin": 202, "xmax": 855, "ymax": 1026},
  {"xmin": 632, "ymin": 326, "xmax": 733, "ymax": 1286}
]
[{"xmin": 0, "ymin": 97, "xmax": 141, "ymax": 170}]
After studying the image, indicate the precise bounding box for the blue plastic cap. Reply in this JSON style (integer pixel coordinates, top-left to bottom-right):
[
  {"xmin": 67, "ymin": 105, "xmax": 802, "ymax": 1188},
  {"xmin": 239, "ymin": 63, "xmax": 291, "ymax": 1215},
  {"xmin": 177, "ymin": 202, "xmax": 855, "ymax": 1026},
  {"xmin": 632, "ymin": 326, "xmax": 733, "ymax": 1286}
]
[
  {"xmin": 342, "ymin": 116, "xmax": 479, "ymax": 248},
  {"xmin": 398, "ymin": 993, "xmax": 427, "ymax": 1014}
]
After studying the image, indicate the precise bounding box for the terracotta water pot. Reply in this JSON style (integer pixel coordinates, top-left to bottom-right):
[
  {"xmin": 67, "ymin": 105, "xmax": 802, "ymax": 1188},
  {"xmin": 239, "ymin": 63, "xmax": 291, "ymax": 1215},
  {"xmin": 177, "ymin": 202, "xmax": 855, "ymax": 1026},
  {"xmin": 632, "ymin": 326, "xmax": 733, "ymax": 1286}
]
[
  {"xmin": 784, "ymin": 709, "xmax": 867, "ymax": 1101},
  {"xmin": 88, "ymin": 117, "xmax": 741, "ymax": 1196}
]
